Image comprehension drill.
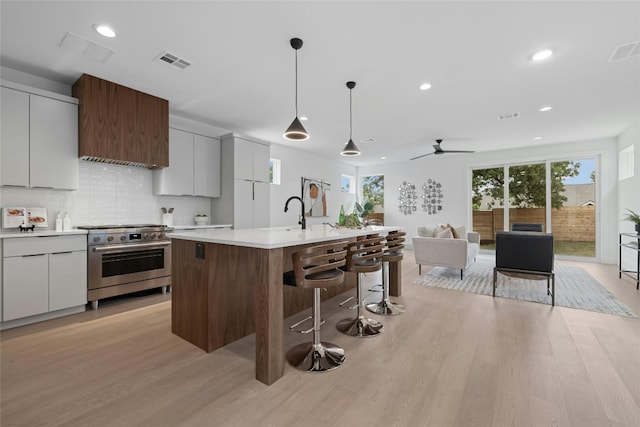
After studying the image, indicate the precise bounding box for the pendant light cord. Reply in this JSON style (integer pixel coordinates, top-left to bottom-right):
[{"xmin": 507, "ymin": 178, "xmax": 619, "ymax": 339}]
[
  {"xmin": 349, "ymin": 88, "xmax": 353, "ymax": 140},
  {"xmin": 295, "ymin": 49, "xmax": 299, "ymax": 117}
]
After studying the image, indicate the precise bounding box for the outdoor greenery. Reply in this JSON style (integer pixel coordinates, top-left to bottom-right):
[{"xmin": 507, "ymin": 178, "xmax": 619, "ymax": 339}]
[
  {"xmin": 361, "ymin": 175, "xmax": 384, "ymax": 207},
  {"xmin": 472, "ymin": 162, "xmax": 580, "ymax": 209},
  {"xmin": 480, "ymin": 240, "xmax": 595, "ymax": 257}
]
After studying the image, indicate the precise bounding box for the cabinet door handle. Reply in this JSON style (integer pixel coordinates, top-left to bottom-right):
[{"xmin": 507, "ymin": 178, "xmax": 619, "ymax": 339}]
[
  {"xmin": 51, "ymin": 251, "xmax": 73, "ymax": 255},
  {"xmin": 31, "ymin": 186, "xmax": 55, "ymax": 189},
  {"xmin": 252, "ymin": 182, "xmax": 255, "ymax": 201},
  {"xmin": 22, "ymin": 253, "xmax": 46, "ymax": 258}
]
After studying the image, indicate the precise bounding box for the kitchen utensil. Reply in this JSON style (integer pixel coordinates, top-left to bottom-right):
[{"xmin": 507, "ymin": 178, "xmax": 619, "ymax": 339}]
[
  {"xmin": 161, "ymin": 207, "xmax": 167, "ymax": 213},
  {"xmin": 168, "ymin": 207, "xmax": 174, "ymax": 213}
]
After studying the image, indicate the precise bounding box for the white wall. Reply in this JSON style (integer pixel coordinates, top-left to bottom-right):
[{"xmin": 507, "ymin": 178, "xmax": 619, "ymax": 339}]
[
  {"xmin": 269, "ymin": 144, "xmax": 357, "ymax": 228},
  {"xmin": 358, "ymin": 137, "xmax": 619, "ymax": 263},
  {"xmin": 617, "ymin": 121, "xmax": 640, "ymax": 230},
  {"xmin": 617, "ymin": 120, "xmax": 640, "ymax": 270}
]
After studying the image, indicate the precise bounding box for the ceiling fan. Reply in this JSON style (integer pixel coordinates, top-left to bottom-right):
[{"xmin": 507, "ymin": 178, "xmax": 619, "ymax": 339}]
[{"xmin": 410, "ymin": 139, "xmax": 475, "ymax": 160}]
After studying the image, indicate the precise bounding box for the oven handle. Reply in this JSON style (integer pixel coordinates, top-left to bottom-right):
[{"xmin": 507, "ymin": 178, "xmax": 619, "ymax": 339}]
[{"xmin": 92, "ymin": 241, "xmax": 171, "ymax": 252}]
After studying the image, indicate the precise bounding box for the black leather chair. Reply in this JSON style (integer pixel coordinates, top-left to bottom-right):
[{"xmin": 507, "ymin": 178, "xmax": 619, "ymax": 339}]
[
  {"xmin": 511, "ymin": 223, "xmax": 543, "ymax": 232},
  {"xmin": 493, "ymin": 231, "xmax": 555, "ymax": 305}
]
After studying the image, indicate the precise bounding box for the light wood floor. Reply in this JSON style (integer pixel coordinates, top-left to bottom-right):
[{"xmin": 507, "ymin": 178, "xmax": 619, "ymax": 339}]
[{"xmin": 2, "ymin": 252, "xmax": 639, "ymax": 427}]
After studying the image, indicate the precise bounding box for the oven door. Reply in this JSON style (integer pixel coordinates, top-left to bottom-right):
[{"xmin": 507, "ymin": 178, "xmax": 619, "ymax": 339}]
[{"xmin": 88, "ymin": 241, "xmax": 171, "ymax": 290}]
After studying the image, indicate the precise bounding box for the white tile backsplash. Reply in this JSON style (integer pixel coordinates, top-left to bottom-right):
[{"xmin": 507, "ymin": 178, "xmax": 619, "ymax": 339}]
[{"xmin": 0, "ymin": 162, "xmax": 212, "ymax": 228}]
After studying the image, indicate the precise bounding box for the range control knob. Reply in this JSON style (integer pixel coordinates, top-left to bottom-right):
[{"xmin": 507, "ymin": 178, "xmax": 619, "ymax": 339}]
[
  {"xmin": 150, "ymin": 233, "xmax": 157, "ymax": 239},
  {"xmin": 93, "ymin": 236, "xmax": 101, "ymax": 243},
  {"xmin": 143, "ymin": 233, "xmax": 149, "ymax": 240},
  {"xmin": 107, "ymin": 236, "xmax": 114, "ymax": 242},
  {"xmin": 120, "ymin": 235, "xmax": 126, "ymax": 241}
]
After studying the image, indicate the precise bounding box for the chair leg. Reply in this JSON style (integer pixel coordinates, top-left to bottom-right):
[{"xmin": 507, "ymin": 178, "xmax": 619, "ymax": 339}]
[
  {"xmin": 337, "ymin": 273, "xmax": 383, "ymax": 337},
  {"xmin": 460, "ymin": 269, "xmax": 463, "ymax": 280},
  {"xmin": 287, "ymin": 288, "xmax": 345, "ymax": 372},
  {"xmin": 366, "ymin": 261, "xmax": 405, "ymax": 316},
  {"xmin": 493, "ymin": 268, "xmax": 497, "ymax": 297},
  {"xmin": 419, "ymin": 264, "xmax": 422, "ymax": 275}
]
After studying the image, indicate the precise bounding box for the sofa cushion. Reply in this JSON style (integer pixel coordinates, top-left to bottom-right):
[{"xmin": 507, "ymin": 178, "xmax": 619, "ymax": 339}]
[
  {"xmin": 445, "ymin": 223, "xmax": 459, "ymax": 238},
  {"xmin": 454, "ymin": 225, "xmax": 467, "ymax": 240},
  {"xmin": 418, "ymin": 224, "xmax": 441, "ymax": 237},
  {"xmin": 437, "ymin": 228, "xmax": 454, "ymax": 238}
]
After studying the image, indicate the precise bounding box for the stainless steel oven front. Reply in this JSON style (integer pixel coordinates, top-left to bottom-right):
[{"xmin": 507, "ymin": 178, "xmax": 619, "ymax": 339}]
[{"xmin": 80, "ymin": 225, "xmax": 172, "ymax": 309}]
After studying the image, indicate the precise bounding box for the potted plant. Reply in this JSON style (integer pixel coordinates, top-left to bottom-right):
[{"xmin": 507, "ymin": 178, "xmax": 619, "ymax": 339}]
[
  {"xmin": 195, "ymin": 214, "xmax": 208, "ymax": 225},
  {"xmin": 622, "ymin": 209, "xmax": 640, "ymax": 234}
]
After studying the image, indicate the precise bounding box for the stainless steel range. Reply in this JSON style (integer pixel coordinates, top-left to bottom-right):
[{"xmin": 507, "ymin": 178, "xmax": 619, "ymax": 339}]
[{"xmin": 77, "ymin": 224, "xmax": 171, "ymax": 309}]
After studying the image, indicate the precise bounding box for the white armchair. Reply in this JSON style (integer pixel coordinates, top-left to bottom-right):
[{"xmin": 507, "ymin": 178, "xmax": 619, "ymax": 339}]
[{"xmin": 412, "ymin": 225, "xmax": 480, "ymax": 279}]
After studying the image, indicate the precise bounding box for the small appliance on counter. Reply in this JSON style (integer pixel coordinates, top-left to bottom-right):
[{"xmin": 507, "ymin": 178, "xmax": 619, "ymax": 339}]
[
  {"xmin": 2, "ymin": 207, "xmax": 48, "ymax": 230},
  {"xmin": 161, "ymin": 207, "xmax": 174, "ymax": 227}
]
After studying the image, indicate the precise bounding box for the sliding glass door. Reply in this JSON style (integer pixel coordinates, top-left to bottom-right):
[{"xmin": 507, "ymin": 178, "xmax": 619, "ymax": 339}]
[
  {"xmin": 471, "ymin": 158, "xmax": 597, "ymax": 259},
  {"xmin": 550, "ymin": 158, "xmax": 596, "ymax": 257}
]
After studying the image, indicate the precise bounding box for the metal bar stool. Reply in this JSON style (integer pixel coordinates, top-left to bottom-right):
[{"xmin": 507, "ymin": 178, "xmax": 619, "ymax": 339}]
[
  {"xmin": 336, "ymin": 234, "xmax": 385, "ymax": 337},
  {"xmin": 366, "ymin": 230, "xmax": 406, "ymax": 316},
  {"xmin": 286, "ymin": 241, "xmax": 348, "ymax": 372}
]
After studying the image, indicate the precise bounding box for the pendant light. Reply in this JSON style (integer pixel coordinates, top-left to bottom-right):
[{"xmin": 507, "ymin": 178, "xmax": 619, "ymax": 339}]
[
  {"xmin": 340, "ymin": 81, "xmax": 361, "ymax": 156},
  {"xmin": 283, "ymin": 38, "xmax": 309, "ymax": 141}
]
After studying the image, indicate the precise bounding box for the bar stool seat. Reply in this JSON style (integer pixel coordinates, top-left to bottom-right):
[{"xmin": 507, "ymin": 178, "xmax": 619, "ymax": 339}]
[
  {"xmin": 286, "ymin": 241, "xmax": 348, "ymax": 373},
  {"xmin": 366, "ymin": 230, "xmax": 406, "ymax": 316},
  {"xmin": 336, "ymin": 235, "xmax": 385, "ymax": 337}
]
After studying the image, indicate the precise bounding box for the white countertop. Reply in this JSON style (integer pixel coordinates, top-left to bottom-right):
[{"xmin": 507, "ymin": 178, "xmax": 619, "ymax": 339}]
[
  {"xmin": 167, "ymin": 224, "xmax": 233, "ymax": 231},
  {"xmin": 169, "ymin": 224, "xmax": 402, "ymax": 249},
  {"xmin": 0, "ymin": 229, "xmax": 88, "ymax": 239}
]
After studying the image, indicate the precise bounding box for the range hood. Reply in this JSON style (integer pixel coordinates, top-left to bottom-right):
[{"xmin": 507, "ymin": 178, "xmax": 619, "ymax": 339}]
[
  {"xmin": 80, "ymin": 156, "xmax": 159, "ymax": 169},
  {"xmin": 72, "ymin": 74, "xmax": 169, "ymax": 170}
]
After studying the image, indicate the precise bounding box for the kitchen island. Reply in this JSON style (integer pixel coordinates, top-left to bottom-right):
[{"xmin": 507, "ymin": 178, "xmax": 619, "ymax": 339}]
[{"xmin": 169, "ymin": 224, "xmax": 402, "ymax": 385}]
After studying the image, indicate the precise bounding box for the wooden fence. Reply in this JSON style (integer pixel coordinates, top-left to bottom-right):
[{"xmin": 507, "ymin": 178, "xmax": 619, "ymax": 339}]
[{"xmin": 472, "ymin": 206, "xmax": 595, "ymax": 242}]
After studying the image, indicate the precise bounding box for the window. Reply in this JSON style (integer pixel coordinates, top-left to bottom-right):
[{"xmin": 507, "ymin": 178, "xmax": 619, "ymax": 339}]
[
  {"xmin": 341, "ymin": 174, "xmax": 355, "ymax": 193},
  {"xmin": 619, "ymin": 145, "xmax": 634, "ymax": 180},
  {"xmin": 361, "ymin": 174, "xmax": 384, "ymax": 207},
  {"xmin": 269, "ymin": 158, "xmax": 281, "ymax": 185}
]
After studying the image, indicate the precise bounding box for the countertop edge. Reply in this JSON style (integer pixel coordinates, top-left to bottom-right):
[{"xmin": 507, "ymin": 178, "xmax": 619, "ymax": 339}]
[{"xmin": 0, "ymin": 229, "xmax": 89, "ymax": 239}]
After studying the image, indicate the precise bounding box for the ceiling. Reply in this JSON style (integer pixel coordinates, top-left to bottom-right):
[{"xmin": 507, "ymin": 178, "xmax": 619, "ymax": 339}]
[{"xmin": 1, "ymin": 1, "xmax": 639, "ymax": 166}]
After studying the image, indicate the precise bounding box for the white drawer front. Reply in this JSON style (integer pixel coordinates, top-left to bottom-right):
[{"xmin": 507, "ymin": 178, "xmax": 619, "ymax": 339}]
[{"xmin": 3, "ymin": 235, "xmax": 87, "ymax": 257}]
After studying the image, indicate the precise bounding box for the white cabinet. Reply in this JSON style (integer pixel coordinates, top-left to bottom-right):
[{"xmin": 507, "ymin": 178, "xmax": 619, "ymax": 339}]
[
  {"xmin": 214, "ymin": 135, "xmax": 270, "ymax": 229},
  {"xmin": 233, "ymin": 137, "xmax": 270, "ymax": 182},
  {"xmin": 0, "ymin": 87, "xmax": 29, "ymax": 186},
  {"xmin": 49, "ymin": 251, "xmax": 87, "ymax": 311},
  {"xmin": 2, "ymin": 235, "xmax": 87, "ymax": 322},
  {"xmin": 3, "ymin": 254, "xmax": 49, "ymax": 321},
  {"xmin": 0, "ymin": 83, "xmax": 79, "ymax": 190},
  {"xmin": 194, "ymin": 134, "xmax": 221, "ymax": 197},
  {"xmin": 154, "ymin": 128, "xmax": 220, "ymax": 197}
]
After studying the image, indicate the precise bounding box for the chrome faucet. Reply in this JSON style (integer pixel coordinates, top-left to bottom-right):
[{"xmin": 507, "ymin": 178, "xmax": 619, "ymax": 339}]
[{"xmin": 284, "ymin": 196, "xmax": 306, "ymax": 229}]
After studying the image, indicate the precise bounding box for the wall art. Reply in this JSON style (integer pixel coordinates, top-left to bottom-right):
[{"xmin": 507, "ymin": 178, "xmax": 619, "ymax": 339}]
[
  {"xmin": 398, "ymin": 181, "xmax": 418, "ymax": 215},
  {"xmin": 422, "ymin": 178, "xmax": 443, "ymax": 215}
]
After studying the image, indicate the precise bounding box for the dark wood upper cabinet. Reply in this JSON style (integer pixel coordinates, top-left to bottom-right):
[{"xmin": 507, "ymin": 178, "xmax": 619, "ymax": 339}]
[{"xmin": 72, "ymin": 74, "xmax": 168, "ymax": 168}]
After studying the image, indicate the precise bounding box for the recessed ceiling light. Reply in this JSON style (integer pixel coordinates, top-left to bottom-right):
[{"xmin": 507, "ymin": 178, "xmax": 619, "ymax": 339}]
[
  {"xmin": 538, "ymin": 106, "xmax": 553, "ymax": 112},
  {"xmin": 380, "ymin": 156, "xmax": 387, "ymax": 160},
  {"xmin": 93, "ymin": 24, "xmax": 116, "ymax": 38},
  {"xmin": 299, "ymin": 116, "xmax": 308, "ymax": 121},
  {"xmin": 532, "ymin": 49, "xmax": 553, "ymax": 61},
  {"xmin": 533, "ymin": 136, "xmax": 543, "ymax": 140},
  {"xmin": 419, "ymin": 83, "xmax": 432, "ymax": 91}
]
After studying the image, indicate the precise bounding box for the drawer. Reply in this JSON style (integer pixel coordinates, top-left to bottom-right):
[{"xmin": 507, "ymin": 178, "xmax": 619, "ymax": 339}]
[{"xmin": 3, "ymin": 235, "xmax": 87, "ymax": 257}]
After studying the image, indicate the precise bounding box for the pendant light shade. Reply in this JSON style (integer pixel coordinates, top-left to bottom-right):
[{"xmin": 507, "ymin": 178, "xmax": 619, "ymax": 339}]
[
  {"xmin": 283, "ymin": 38, "xmax": 309, "ymax": 141},
  {"xmin": 341, "ymin": 81, "xmax": 361, "ymax": 156}
]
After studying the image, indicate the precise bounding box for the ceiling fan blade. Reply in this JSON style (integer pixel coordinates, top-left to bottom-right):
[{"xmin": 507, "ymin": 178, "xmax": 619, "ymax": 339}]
[
  {"xmin": 441, "ymin": 150, "xmax": 475, "ymax": 154},
  {"xmin": 410, "ymin": 152, "xmax": 435, "ymax": 160}
]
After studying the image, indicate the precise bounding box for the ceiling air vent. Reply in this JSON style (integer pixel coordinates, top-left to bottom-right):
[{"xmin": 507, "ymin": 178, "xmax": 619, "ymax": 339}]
[
  {"xmin": 155, "ymin": 51, "xmax": 192, "ymax": 70},
  {"xmin": 497, "ymin": 112, "xmax": 520, "ymax": 120},
  {"xmin": 608, "ymin": 40, "xmax": 640, "ymax": 62}
]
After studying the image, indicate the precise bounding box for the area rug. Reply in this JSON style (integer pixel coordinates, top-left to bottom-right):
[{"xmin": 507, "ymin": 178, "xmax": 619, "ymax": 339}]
[{"xmin": 414, "ymin": 257, "xmax": 637, "ymax": 317}]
